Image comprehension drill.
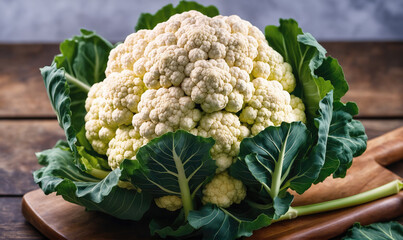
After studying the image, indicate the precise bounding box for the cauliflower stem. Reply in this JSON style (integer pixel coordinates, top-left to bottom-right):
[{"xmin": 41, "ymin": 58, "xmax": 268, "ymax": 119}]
[
  {"xmin": 65, "ymin": 72, "xmax": 91, "ymax": 92},
  {"xmin": 172, "ymin": 146, "xmax": 194, "ymax": 218},
  {"xmin": 274, "ymin": 180, "xmax": 403, "ymax": 222}
]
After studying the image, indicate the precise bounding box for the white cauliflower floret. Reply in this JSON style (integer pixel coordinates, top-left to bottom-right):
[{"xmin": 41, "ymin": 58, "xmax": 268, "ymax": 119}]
[
  {"xmin": 155, "ymin": 195, "xmax": 183, "ymax": 211},
  {"xmin": 143, "ymin": 45, "xmax": 189, "ymax": 88},
  {"xmin": 106, "ymin": 30, "xmax": 149, "ymax": 76},
  {"xmin": 85, "ymin": 83, "xmax": 116, "ymax": 154},
  {"xmin": 254, "ymin": 44, "xmax": 296, "ymax": 93},
  {"xmin": 194, "ymin": 112, "xmax": 250, "ymax": 172},
  {"xmin": 240, "ymin": 78, "xmax": 293, "ymax": 135},
  {"xmin": 85, "ymin": 70, "xmax": 145, "ymax": 155},
  {"xmin": 290, "ymin": 95, "xmax": 307, "ymax": 122},
  {"xmin": 107, "ymin": 126, "xmax": 148, "ymax": 169},
  {"xmin": 182, "ymin": 59, "xmax": 234, "ymax": 113},
  {"xmin": 84, "ymin": 118, "xmax": 115, "ymax": 155},
  {"xmin": 132, "ymin": 87, "xmax": 202, "ymax": 139},
  {"xmin": 100, "ymin": 71, "xmax": 146, "ymax": 127},
  {"xmin": 239, "ymin": 78, "xmax": 307, "ymax": 136},
  {"xmin": 202, "ymin": 172, "xmax": 246, "ymax": 208}
]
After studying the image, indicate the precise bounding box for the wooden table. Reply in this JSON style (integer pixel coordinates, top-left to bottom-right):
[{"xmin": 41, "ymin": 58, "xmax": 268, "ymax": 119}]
[{"xmin": 0, "ymin": 43, "xmax": 402, "ymax": 239}]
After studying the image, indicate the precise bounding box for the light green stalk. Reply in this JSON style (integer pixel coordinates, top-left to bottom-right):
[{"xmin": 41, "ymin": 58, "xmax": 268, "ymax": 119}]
[
  {"xmin": 88, "ymin": 168, "xmax": 110, "ymax": 179},
  {"xmin": 172, "ymin": 146, "xmax": 193, "ymax": 218},
  {"xmin": 65, "ymin": 72, "xmax": 91, "ymax": 93},
  {"xmin": 270, "ymin": 131, "xmax": 289, "ymax": 199},
  {"xmin": 273, "ymin": 179, "xmax": 403, "ymax": 222}
]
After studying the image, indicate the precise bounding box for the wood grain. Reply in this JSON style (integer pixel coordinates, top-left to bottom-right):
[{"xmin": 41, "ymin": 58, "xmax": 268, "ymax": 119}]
[
  {"xmin": 0, "ymin": 44, "xmax": 59, "ymax": 118},
  {"xmin": 0, "ymin": 120, "xmax": 64, "ymax": 195},
  {"xmin": 0, "ymin": 198, "xmax": 45, "ymax": 239},
  {"xmin": 360, "ymin": 120, "xmax": 403, "ymax": 142},
  {"xmin": 366, "ymin": 125, "xmax": 403, "ymax": 166},
  {"xmin": 0, "ymin": 43, "xmax": 402, "ymax": 118},
  {"xmin": 322, "ymin": 42, "xmax": 403, "ymax": 117},
  {"xmin": 22, "ymin": 191, "xmax": 156, "ymax": 240},
  {"xmin": 21, "ymin": 128, "xmax": 403, "ymax": 240}
]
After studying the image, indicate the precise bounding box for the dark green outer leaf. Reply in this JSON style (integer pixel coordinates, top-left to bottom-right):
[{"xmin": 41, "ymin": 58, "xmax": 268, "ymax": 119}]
[
  {"xmin": 315, "ymin": 57, "xmax": 349, "ymax": 101},
  {"xmin": 41, "ymin": 65, "xmax": 78, "ymax": 157},
  {"xmin": 149, "ymin": 209, "xmax": 195, "ymax": 238},
  {"xmin": 54, "ymin": 29, "xmax": 113, "ymax": 134},
  {"xmin": 188, "ymin": 205, "xmax": 238, "ymax": 240},
  {"xmin": 230, "ymin": 156, "xmax": 262, "ymax": 194},
  {"xmin": 238, "ymin": 122, "xmax": 310, "ymax": 197},
  {"xmin": 315, "ymin": 101, "xmax": 367, "ymax": 182},
  {"xmin": 123, "ymin": 130, "xmax": 216, "ymax": 197},
  {"xmin": 265, "ymin": 18, "xmax": 366, "ymax": 186},
  {"xmin": 288, "ymin": 91, "xmax": 333, "ymax": 193},
  {"xmin": 34, "ymin": 141, "xmax": 151, "ymax": 221},
  {"xmin": 188, "ymin": 203, "xmax": 273, "ymax": 240},
  {"xmin": 54, "ymin": 29, "xmax": 113, "ymax": 86},
  {"xmin": 135, "ymin": 0, "xmax": 219, "ymax": 31},
  {"xmin": 343, "ymin": 222, "xmax": 403, "ymax": 240},
  {"xmin": 150, "ymin": 221, "xmax": 195, "ymax": 238},
  {"xmin": 42, "ymin": 30, "xmax": 113, "ymax": 172}
]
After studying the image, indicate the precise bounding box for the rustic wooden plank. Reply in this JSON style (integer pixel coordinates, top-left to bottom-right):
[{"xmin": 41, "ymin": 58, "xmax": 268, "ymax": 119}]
[
  {"xmin": 0, "ymin": 120, "xmax": 64, "ymax": 195},
  {"xmin": 0, "ymin": 197, "xmax": 45, "ymax": 239},
  {"xmin": 360, "ymin": 119, "xmax": 403, "ymax": 140},
  {"xmin": 0, "ymin": 119, "xmax": 401, "ymax": 195},
  {"xmin": 322, "ymin": 42, "xmax": 403, "ymax": 117},
  {"xmin": 0, "ymin": 44, "xmax": 59, "ymax": 118},
  {"xmin": 0, "ymin": 43, "xmax": 402, "ymax": 118},
  {"xmin": 358, "ymin": 119, "xmax": 403, "ymax": 180},
  {"xmin": 21, "ymin": 192, "xmax": 155, "ymax": 240}
]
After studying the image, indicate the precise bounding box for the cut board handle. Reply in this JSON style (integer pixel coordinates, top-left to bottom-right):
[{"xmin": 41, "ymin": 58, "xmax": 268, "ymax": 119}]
[{"xmin": 365, "ymin": 126, "xmax": 403, "ymax": 166}]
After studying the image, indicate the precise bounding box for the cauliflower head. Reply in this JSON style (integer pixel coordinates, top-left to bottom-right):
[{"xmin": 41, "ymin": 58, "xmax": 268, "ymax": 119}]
[{"xmin": 84, "ymin": 10, "xmax": 306, "ymax": 210}]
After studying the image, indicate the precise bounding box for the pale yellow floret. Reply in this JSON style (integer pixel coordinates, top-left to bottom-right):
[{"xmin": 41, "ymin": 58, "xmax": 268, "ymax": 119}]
[
  {"xmin": 84, "ymin": 71, "xmax": 145, "ymax": 155},
  {"xmin": 290, "ymin": 95, "xmax": 307, "ymax": 122},
  {"xmin": 240, "ymin": 78, "xmax": 293, "ymax": 136},
  {"xmin": 195, "ymin": 112, "xmax": 250, "ymax": 172},
  {"xmin": 84, "ymin": 83, "xmax": 116, "ymax": 154},
  {"xmin": 132, "ymin": 87, "xmax": 202, "ymax": 139},
  {"xmin": 253, "ymin": 44, "xmax": 296, "ymax": 93},
  {"xmin": 155, "ymin": 195, "xmax": 183, "ymax": 211},
  {"xmin": 202, "ymin": 172, "xmax": 246, "ymax": 208},
  {"xmin": 106, "ymin": 126, "xmax": 148, "ymax": 169}
]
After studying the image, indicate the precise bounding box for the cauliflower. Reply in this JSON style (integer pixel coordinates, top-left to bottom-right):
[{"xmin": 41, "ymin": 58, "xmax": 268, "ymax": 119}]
[
  {"xmin": 84, "ymin": 10, "xmax": 306, "ymax": 210},
  {"xmin": 155, "ymin": 195, "xmax": 183, "ymax": 212},
  {"xmin": 202, "ymin": 172, "xmax": 246, "ymax": 208}
]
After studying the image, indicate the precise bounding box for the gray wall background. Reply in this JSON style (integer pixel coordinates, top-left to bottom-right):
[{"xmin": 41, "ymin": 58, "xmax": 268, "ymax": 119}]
[{"xmin": 0, "ymin": 0, "xmax": 402, "ymax": 43}]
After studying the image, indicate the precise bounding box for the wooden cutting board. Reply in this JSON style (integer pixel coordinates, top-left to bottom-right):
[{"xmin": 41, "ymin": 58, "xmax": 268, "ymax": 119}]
[{"xmin": 22, "ymin": 127, "xmax": 403, "ymax": 240}]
